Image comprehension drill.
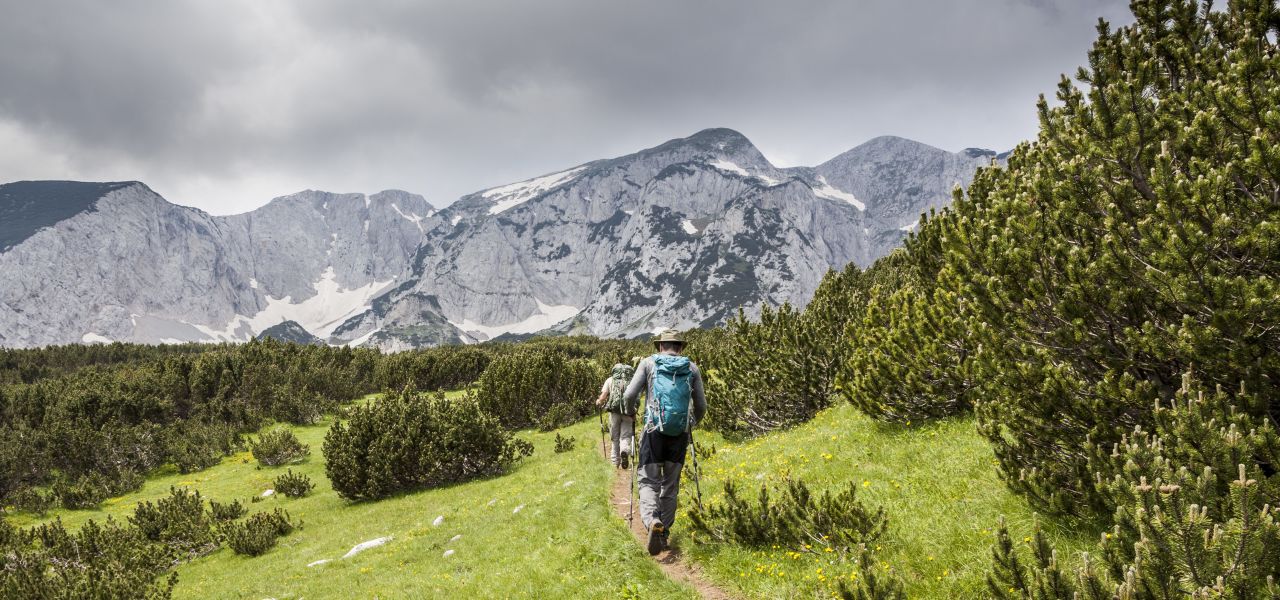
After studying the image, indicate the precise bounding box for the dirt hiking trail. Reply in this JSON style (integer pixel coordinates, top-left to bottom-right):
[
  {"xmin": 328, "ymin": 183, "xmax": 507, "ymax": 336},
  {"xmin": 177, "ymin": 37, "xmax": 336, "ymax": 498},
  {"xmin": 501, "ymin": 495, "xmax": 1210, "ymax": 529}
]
[{"xmin": 602, "ymin": 443, "xmax": 735, "ymax": 600}]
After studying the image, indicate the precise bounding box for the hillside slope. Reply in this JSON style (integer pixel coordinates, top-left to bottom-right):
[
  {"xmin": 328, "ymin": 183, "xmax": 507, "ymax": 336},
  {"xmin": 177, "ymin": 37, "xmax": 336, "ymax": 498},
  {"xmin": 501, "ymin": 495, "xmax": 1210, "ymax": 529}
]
[
  {"xmin": 7, "ymin": 397, "xmax": 1086, "ymax": 598},
  {"xmin": 679, "ymin": 405, "xmax": 1092, "ymax": 598},
  {"xmin": 11, "ymin": 407, "xmax": 693, "ymax": 599}
]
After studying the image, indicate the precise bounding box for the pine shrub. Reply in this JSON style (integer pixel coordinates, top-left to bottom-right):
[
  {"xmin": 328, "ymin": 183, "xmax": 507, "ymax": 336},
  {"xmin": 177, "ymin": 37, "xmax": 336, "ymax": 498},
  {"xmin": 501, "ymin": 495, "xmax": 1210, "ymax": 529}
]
[
  {"xmin": 0, "ymin": 517, "xmax": 177, "ymax": 599},
  {"xmin": 223, "ymin": 508, "xmax": 297, "ymax": 557},
  {"xmin": 475, "ymin": 348, "xmax": 605, "ymax": 431},
  {"xmin": 250, "ymin": 427, "xmax": 310, "ymax": 466},
  {"xmin": 50, "ymin": 470, "xmax": 133, "ymax": 509},
  {"xmin": 208, "ymin": 498, "xmax": 246, "ymax": 522},
  {"xmin": 374, "ymin": 345, "xmax": 493, "ymax": 392},
  {"xmin": 128, "ymin": 487, "xmax": 218, "ymax": 559},
  {"xmin": 836, "ymin": 549, "xmax": 908, "ymax": 600},
  {"xmin": 273, "ymin": 470, "xmax": 315, "ymax": 498},
  {"xmin": 167, "ymin": 422, "xmax": 237, "ymax": 474},
  {"xmin": 0, "ymin": 340, "xmax": 379, "ymax": 506},
  {"xmin": 938, "ymin": 0, "xmax": 1280, "ymax": 515},
  {"xmin": 323, "ymin": 389, "xmax": 534, "ymax": 500},
  {"xmin": 987, "ymin": 375, "xmax": 1280, "ymax": 598},
  {"xmin": 840, "ymin": 243, "xmax": 975, "ymax": 423},
  {"xmin": 554, "ymin": 433, "xmax": 576, "ymax": 453},
  {"xmin": 687, "ymin": 478, "xmax": 888, "ymax": 551},
  {"xmin": 7, "ymin": 487, "xmax": 52, "ymax": 515}
]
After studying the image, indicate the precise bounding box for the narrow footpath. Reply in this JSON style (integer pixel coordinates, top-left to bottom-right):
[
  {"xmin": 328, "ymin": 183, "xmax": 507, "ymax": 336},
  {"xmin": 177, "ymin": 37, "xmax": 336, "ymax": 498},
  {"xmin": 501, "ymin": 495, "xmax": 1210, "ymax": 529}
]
[{"xmin": 602, "ymin": 443, "xmax": 735, "ymax": 600}]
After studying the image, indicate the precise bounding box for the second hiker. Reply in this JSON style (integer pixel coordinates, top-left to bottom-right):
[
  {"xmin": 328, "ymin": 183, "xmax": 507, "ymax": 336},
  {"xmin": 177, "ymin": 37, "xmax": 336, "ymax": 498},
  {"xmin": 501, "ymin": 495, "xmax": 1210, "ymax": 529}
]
[
  {"xmin": 596, "ymin": 362, "xmax": 638, "ymax": 468},
  {"xmin": 621, "ymin": 329, "xmax": 707, "ymax": 555}
]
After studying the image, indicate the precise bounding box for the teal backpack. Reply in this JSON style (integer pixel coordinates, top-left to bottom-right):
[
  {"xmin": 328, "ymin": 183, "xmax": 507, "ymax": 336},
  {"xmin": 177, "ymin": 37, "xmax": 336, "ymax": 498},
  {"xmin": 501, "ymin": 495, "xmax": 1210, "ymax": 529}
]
[
  {"xmin": 606, "ymin": 363, "xmax": 636, "ymax": 415},
  {"xmin": 646, "ymin": 354, "xmax": 693, "ymax": 433}
]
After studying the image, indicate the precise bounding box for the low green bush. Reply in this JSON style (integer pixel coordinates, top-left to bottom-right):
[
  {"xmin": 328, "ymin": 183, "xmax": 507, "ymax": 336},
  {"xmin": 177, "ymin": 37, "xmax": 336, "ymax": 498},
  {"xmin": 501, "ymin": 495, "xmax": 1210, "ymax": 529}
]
[
  {"xmin": 273, "ymin": 470, "xmax": 315, "ymax": 498},
  {"xmin": 323, "ymin": 389, "xmax": 533, "ymax": 501},
  {"xmin": 223, "ymin": 509, "xmax": 297, "ymax": 557},
  {"xmin": 208, "ymin": 498, "xmax": 246, "ymax": 522},
  {"xmin": 688, "ymin": 478, "xmax": 888, "ymax": 551},
  {"xmin": 475, "ymin": 349, "xmax": 604, "ymax": 431},
  {"xmin": 129, "ymin": 487, "xmax": 218, "ymax": 560},
  {"xmin": 689, "ymin": 477, "xmax": 902, "ymax": 598},
  {"xmin": 553, "ymin": 433, "xmax": 576, "ymax": 454},
  {"xmin": 373, "ymin": 345, "xmax": 493, "ymax": 392},
  {"xmin": 50, "ymin": 469, "xmax": 143, "ymax": 509},
  {"xmin": 167, "ymin": 422, "xmax": 238, "ymax": 474},
  {"xmin": 0, "ymin": 517, "xmax": 177, "ymax": 599},
  {"xmin": 6, "ymin": 487, "xmax": 52, "ymax": 515},
  {"xmin": 250, "ymin": 428, "xmax": 310, "ymax": 466}
]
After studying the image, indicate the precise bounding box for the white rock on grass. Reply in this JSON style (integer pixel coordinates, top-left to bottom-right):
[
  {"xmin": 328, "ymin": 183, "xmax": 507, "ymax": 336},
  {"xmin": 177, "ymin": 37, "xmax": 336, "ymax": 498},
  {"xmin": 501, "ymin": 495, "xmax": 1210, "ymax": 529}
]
[
  {"xmin": 432, "ymin": 515, "xmax": 444, "ymax": 527},
  {"xmin": 449, "ymin": 534, "xmax": 462, "ymax": 543},
  {"xmin": 512, "ymin": 504, "xmax": 525, "ymax": 514},
  {"xmin": 443, "ymin": 549, "xmax": 455, "ymax": 558},
  {"xmin": 261, "ymin": 489, "xmax": 275, "ymax": 497},
  {"xmin": 307, "ymin": 559, "xmax": 332, "ymax": 568},
  {"xmin": 486, "ymin": 499, "xmax": 497, "ymax": 507},
  {"xmin": 343, "ymin": 536, "xmax": 393, "ymax": 559},
  {"xmin": 562, "ymin": 480, "xmax": 575, "ymax": 488}
]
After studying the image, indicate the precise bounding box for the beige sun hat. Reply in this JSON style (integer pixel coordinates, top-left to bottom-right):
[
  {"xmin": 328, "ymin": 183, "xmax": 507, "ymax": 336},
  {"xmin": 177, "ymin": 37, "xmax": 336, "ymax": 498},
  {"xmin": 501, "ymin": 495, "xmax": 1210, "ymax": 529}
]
[{"xmin": 651, "ymin": 328, "xmax": 686, "ymax": 350}]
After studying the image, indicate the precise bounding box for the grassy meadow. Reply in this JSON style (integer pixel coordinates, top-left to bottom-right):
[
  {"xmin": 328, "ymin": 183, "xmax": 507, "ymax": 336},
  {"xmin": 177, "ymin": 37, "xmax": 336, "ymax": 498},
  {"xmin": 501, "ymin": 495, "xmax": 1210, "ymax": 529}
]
[
  {"xmin": 6, "ymin": 393, "xmax": 1089, "ymax": 599},
  {"xmin": 11, "ymin": 393, "xmax": 693, "ymax": 599},
  {"xmin": 677, "ymin": 404, "xmax": 1094, "ymax": 598}
]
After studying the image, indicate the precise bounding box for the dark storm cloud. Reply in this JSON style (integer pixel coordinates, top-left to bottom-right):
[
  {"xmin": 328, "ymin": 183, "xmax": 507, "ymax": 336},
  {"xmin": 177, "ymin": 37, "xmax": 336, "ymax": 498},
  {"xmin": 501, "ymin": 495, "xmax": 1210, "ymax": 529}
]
[{"xmin": 0, "ymin": 0, "xmax": 1132, "ymax": 214}]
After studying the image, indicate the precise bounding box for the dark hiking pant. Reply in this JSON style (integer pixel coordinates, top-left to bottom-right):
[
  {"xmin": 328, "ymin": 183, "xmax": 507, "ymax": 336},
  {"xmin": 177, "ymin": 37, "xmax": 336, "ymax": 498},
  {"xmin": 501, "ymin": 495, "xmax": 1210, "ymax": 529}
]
[{"xmin": 638, "ymin": 428, "xmax": 689, "ymax": 530}]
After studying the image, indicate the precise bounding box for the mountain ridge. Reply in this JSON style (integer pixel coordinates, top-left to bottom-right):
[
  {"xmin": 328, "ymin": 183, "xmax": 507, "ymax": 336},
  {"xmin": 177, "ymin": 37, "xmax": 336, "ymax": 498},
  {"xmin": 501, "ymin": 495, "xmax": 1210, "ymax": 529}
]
[{"xmin": 0, "ymin": 128, "xmax": 999, "ymax": 349}]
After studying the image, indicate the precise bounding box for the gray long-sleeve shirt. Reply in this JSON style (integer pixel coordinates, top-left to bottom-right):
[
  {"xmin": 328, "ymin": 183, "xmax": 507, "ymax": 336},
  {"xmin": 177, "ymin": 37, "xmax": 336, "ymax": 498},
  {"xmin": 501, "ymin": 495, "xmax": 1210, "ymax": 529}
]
[{"xmin": 622, "ymin": 354, "xmax": 707, "ymax": 429}]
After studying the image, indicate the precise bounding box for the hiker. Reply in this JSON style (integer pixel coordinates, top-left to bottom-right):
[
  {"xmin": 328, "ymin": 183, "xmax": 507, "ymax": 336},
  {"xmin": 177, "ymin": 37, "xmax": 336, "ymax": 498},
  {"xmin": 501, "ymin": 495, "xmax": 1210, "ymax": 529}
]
[
  {"xmin": 596, "ymin": 362, "xmax": 637, "ymax": 468},
  {"xmin": 622, "ymin": 329, "xmax": 706, "ymax": 555}
]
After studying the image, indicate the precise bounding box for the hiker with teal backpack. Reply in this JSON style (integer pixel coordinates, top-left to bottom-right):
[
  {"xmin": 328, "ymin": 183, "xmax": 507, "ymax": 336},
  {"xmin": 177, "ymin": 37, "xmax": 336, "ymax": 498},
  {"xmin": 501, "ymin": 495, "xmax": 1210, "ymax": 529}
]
[
  {"xmin": 596, "ymin": 362, "xmax": 638, "ymax": 468},
  {"xmin": 621, "ymin": 329, "xmax": 707, "ymax": 555}
]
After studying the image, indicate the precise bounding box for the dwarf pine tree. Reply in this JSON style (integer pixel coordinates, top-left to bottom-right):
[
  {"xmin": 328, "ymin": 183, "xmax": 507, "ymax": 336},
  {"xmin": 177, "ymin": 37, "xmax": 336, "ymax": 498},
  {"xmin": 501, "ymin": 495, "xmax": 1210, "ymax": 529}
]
[
  {"xmin": 706, "ymin": 263, "xmax": 867, "ymax": 436},
  {"xmin": 841, "ymin": 214, "xmax": 979, "ymax": 423},
  {"xmin": 936, "ymin": 0, "xmax": 1280, "ymax": 515},
  {"xmin": 988, "ymin": 374, "xmax": 1280, "ymax": 598}
]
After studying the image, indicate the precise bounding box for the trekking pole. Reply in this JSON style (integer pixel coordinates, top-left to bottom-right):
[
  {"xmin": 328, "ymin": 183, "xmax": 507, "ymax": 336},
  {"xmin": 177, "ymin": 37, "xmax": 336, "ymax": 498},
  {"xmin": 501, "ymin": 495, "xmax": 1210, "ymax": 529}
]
[
  {"xmin": 688, "ymin": 426, "xmax": 704, "ymax": 511},
  {"xmin": 629, "ymin": 424, "xmax": 638, "ymax": 529},
  {"xmin": 598, "ymin": 408, "xmax": 607, "ymax": 457}
]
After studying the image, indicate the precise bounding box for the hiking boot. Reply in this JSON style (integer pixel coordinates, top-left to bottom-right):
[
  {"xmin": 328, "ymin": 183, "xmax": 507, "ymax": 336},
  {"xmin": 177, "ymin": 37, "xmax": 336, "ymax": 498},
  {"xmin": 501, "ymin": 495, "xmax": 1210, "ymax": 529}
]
[
  {"xmin": 646, "ymin": 522, "xmax": 666, "ymax": 555},
  {"xmin": 619, "ymin": 451, "xmax": 629, "ymax": 470}
]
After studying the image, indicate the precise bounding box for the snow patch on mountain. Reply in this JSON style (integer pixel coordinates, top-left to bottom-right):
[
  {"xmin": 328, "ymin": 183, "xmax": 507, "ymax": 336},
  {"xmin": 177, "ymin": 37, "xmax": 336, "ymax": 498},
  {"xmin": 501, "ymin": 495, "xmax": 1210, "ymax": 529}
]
[
  {"xmin": 681, "ymin": 219, "xmax": 699, "ymax": 235},
  {"xmin": 390, "ymin": 203, "xmax": 427, "ymax": 231},
  {"xmin": 484, "ymin": 166, "xmax": 588, "ymax": 215},
  {"xmin": 344, "ymin": 328, "xmax": 378, "ymax": 348},
  {"xmin": 708, "ymin": 159, "xmax": 749, "ymax": 177},
  {"xmin": 82, "ymin": 333, "xmax": 112, "ymax": 344},
  {"xmin": 452, "ymin": 300, "xmax": 580, "ymax": 340},
  {"xmin": 813, "ymin": 176, "xmax": 865, "ymax": 211},
  {"xmin": 197, "ymin": 268, "xmax": 394, "ymax": 341},
  {"xmin": 900, "ymin": 219, "xmax": 920, "ymax": 232}
]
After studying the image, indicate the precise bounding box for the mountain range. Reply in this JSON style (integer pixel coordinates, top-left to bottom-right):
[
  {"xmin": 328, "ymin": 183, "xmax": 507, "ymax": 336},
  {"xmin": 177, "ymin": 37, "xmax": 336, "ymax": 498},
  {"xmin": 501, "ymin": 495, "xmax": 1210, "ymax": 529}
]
[{"xmin": 0, "ymin": 128, "xmax": 1000, "ymax": 349}]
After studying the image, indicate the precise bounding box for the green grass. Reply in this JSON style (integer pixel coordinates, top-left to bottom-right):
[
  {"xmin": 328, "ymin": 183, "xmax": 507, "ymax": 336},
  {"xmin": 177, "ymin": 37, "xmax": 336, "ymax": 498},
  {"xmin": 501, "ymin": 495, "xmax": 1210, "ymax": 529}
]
[
  {"xmin": 677, "ymin": 403, "xmax": 1094, "ymax": 599},
  {"xmin": 7, "ymin": 394, "xmax": 1095, "ymax": 599},
  {"xmin": 9, "ymin": 394, "xmax": 694, "ymax": 599}
]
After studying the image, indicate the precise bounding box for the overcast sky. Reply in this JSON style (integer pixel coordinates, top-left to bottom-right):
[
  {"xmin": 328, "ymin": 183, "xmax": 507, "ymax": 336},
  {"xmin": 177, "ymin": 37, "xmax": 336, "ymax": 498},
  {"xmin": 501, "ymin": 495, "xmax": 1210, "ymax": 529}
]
[{"xmin": 0, "ymin": 0, "xmax": 1132, "ymax": 214}]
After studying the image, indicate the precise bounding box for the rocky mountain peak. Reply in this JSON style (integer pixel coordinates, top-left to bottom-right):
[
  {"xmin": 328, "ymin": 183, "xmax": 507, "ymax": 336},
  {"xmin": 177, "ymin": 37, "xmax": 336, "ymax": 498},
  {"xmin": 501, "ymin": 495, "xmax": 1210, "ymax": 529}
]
[
  {"xmin": 633, "ymin": 127, "xmax": 773, "ymax": 169},
  {"xmin": 0, "ymin": 180, "xmax": 144, "ymax": 252}
]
